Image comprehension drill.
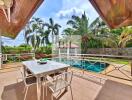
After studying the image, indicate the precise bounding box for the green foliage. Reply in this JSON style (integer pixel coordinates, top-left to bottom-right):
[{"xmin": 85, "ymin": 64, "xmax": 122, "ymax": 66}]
[
  {"xmin": 87, "ymin": 38, "xmax": 102, "ymax": 48},
  {"xmin": 126, "ymin": 40, "xmax": 132, "ymax": 47},
  {"xmin": 2, "ymin": 45, "xmax": 32, "ymax": 54},
  {"xmin": 25, "ymin": 17, "xmax": 44, "ymax": 51},
  {"xmin": 81, "ymin": 36, "xmax": 103, "ymax": 53},
  {"xmin": 110, "ymin": 28, "xmax": 123, "ymax": 35},
  {"xmin": 2, "ymin": 44, "xmax": 52, "ymax": 55},
  {"xmin": 3, "ymin": 14, "xmax": 132, "ymax": 56},
  {"xmin": 119, "ymin": 27, "xmax": 132, "ymax": 47},
  {"xmin": 64, "ymin": 14, "xmax": 132, "ymax": 51},
  {"xmin": 66, "ymin": 12, "xmax": 90, "ymax": 35},
  {"xmin": 24, "ymin": 17, "xmax": 61, "ymax": 53},
  {"xmin": 36, "ymin": 46, "xmax": 52, "ymax": 54},
  {"xmin": 44, "ymin": 46, "xmax": 52, "ymax": 54}
]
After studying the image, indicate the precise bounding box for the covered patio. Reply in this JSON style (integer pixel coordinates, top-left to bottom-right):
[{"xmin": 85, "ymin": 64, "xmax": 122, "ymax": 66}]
[
  {"xmin": 0, "ymin": 67, "xmax": 132, "ymax": 100},
  {"xmin": 0, "ymin": 0, "xmax": 132, "ymax": 100}
]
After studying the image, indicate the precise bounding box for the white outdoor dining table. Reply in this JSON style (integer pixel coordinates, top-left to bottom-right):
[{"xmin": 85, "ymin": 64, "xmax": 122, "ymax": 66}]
[{"xmin": 22, "ymin": 60, "xmax": 70, "ymax": 100}]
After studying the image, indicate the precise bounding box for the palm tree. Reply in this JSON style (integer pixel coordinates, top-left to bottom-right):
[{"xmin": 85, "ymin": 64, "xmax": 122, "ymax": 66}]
[
  {"xmin": 45, "ymin": 18, "xmax": 61, "ymax": 44},
  {"xmin": 30, "ymin": 17, "xmax": 43, "ymax": 26},
  {"xmin": 96, "ymin": 33, "xmax": 119, "ymax": 48},
  {"xmin": 89, "ymin": 17, "xmax": 108, "ymax": 36},
  {"xmin": 24, "ymin": 22, "xmax": 32, "ymax": 45},
  {"xmin": 119, "ymin": 27, "xmax": 132, "ymax": 47},
  {"xmin": 63, "ymin": 28, "xmax": 75, "ymax": 36},
  {"xmin": 90, "ymin": 17, "xmax": 120, "ymax": 48},
  {"xmin": 66, "ymin": 12, "xmax": 91, "ymax": 53},
  {"xmin": 39, "ymin": 29, "xmax": 51, "ymax": 46},
  {"xmin": 24, "ymin": 17, "xmax": 43, "ymax": 52},
  {"xmin": 28, "ymin": 34, "xmax": 41, "ymax": 52},
  {"xmin": 67, "ymin": 12, "xmax": 90, "ymax": 35}
]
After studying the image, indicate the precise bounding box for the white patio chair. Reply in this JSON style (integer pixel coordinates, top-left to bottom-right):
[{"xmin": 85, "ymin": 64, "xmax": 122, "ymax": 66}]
[
  {"xmin": 45, "ymin": 72, "xmax": 73, "ymax": 100},
  {"xmin": 1, "ymin": 54, "xmax": 7, "ymax": 64},
  {"xmin": 17, "ymin": 68, "xmax": 42, "ymax": 100}
]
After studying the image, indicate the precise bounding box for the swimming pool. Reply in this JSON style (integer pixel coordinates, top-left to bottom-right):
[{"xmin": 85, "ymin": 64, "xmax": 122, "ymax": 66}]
[{"xmin": 52, "ymin": 58, "xmax": 109, "ymax": 73}]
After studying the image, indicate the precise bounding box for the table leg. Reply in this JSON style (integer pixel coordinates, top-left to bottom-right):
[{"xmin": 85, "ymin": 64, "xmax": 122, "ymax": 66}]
[
  {"xmin": 130, "ymin": 61, "xmax": 132, "ymax": 76},
  {"xmin": 37, "ymin": 77, "xmax": 41, "ymax": 100},
  {"xmin": 23, "ymin": 66, "xmax": 26, "ymax": 77},
  {"xmin": 65, "ymin": 68, "xmax": 68, "ymax": 91},
  {"xmin": 43, "ymin": 76, "xmax": 47, "ymax": 100}
]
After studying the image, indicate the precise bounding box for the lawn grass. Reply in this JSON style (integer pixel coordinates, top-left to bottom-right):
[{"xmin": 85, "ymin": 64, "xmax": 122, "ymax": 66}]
[
  {"xmin": 86, "ymin": 57, "xmax": 130, "ymax": 65},
  {"xmin": 104, "ymin": 58, "xmax": 129, "ymax": 64}
]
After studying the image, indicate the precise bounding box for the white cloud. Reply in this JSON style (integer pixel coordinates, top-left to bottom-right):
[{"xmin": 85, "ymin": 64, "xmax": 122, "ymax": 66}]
[
  {"xmin": 2, "ymin": 0, "xmax": 99, "ymax": 46},
  {"xmin": 56, "ymin": 7, "xmax": 84, "ymax": 19},
  {"xmin": 52, "ymin": 0, "xmax": 99, "ymax": 35},
  {"xmin": 41, "ymin": 0, "xmax": 99, "ymax": 34},
  {"xmin": 55, "ymin": 0, "xmax": 99, "ymax": 23}
]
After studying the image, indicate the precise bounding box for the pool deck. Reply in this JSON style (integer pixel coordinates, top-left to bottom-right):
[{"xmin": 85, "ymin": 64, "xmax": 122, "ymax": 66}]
[
  {"xmin": 0, "ymin": 63, "xmax": 132, "ymax": 100},
  {"xmin": 0, "ymin": 70, "xmax": 102, "ymax": 100},
  {"xmin": 0, "ymin": 62, "xmax": 132, "ymax": 100},
  {"xmin": 1, "ymin": 62, "xmax": 132, "ymax": 85}
]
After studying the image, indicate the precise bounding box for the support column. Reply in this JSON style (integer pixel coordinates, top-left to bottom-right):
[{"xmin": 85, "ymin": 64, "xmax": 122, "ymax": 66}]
[
  {"xmin": 58, "ymin": 41, "xmax": 61, "ymax": 62},
  {"xmin": 67, "ymin": 42, "xmax": 70, "ymax": 59},
  {"xmin": 75, "ymin": 48, "xmax": 77, "ymax": 56}
]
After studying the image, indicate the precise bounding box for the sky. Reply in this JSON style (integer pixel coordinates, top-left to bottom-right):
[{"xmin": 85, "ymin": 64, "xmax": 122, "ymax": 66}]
[{"xmin": 2, "ymin": 0, "xmax": 99, "ymax": 46}]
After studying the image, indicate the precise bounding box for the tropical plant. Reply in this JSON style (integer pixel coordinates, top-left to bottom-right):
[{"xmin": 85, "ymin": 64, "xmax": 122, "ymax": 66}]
[
  {"xmin": 89, "ymin": 17, "xmax": 108, "ymax": 36},
  {"xmin": 119, "ymin": 27, "xmax": 132, "ymax": 47},
  {"xmin": 66, "ymin": 12, "xmax": 92, "ymax": 53},
  {"xmin": 24, "ymin": 22, "xmax": 32, "ymax": 44},
  {"xmin": 39, "ymin": 29, "xmax": 51, "ymax": 46},
  {"xmin": 24, "ymin": 17, "xmax": 43, "ymax": 52},
  {"xmin": 67, "ymin": 12, "xmax": 90, "ymax": 35},
  {"xmin": 45, "ymin": 18, "xmax": 61, "ymax": 43},
  {"xmin": 1, "ymin": 41, "xmax": 6, "ymax": 53},
  {"xmin": 110, "ymin": 27, "xmax": 123, "ymax": 35},
  {"xmin": 89, "ymin": 17, "xmax": 120, "ymax": 48},
  {"xmin": 65, "ymin": 14, "xmax": 125, "ymax": 51},
  {"xmin": 63, "ymin": 28, "xmax": 75, "ymax": 36}
]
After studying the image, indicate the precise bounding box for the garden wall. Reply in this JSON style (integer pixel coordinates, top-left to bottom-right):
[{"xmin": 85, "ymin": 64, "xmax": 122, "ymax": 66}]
[{"xmin": 86, "ymin": 48, "xmax": 132, "ymax": 56}]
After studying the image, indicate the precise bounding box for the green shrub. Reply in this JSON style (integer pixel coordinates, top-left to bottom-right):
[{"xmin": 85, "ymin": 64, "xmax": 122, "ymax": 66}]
[
  {"xmin": 36, "ymin": 46, "xmax": 52, "ymax": 54},
  {"xmin": 2, "ymin": 44, "xmax": 32, "ymax": 54}
]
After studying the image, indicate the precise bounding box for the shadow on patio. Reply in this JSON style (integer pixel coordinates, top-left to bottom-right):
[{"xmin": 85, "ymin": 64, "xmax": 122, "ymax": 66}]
[
  {"xmin": 1, "ymin": 74, "xmax": 102, "ymax": 100},
  {"xmin": 1, "ymin": 70, "xmax": 132, "ymax": 100}
]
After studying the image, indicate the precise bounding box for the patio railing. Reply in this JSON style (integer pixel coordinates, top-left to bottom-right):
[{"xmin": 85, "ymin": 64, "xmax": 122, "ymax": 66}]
[
  {"xmin": 1, "ymin": 53, "xmax": 132, "ymax": 81},
  {"xmin": 58, "ymin": 53, "xmax": 132, "ymax": 81},
  {"xmin": 1, "ymin": 53, "xmax": 35, "ymax": 63}
]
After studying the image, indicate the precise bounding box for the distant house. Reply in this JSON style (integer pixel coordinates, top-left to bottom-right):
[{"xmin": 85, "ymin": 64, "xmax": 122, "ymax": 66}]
[{"xmin": 58, "ymin": 43, "xmax": 80, "ymax": 55}]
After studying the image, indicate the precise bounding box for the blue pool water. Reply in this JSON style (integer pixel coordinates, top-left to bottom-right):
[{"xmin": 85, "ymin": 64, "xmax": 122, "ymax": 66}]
[{"xmin": 52, "ymin": 58, "xmax": 109, "ymax": 73}]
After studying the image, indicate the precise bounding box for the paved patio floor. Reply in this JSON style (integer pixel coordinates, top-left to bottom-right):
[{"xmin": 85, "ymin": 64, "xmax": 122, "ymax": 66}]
[{"xmin": 0, "ymin": 68, "xmax": 132, "ymax": 100}]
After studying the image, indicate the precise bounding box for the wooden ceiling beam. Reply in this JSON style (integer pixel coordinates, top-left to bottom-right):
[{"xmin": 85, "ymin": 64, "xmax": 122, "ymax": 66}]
[
  {"xmin": 0, "ymin": 0, "xmax": 44, "ymax": 38},
  {"xmin": 89, "ymin": 0, "xmax": 132, "ymax": 29}
]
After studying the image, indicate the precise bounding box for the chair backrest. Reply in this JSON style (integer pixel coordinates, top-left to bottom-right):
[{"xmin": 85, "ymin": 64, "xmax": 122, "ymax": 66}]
[
  {"xmin": 2, "ymin": 54, "xmax": 7, "ymax": 61},
  {"xmin": 19, "ymin": 67, "xmax": 28, "ymax": 85},
  {"xmin": 53, "ymin": 72, "xmax": 73, "ymax": 90}
]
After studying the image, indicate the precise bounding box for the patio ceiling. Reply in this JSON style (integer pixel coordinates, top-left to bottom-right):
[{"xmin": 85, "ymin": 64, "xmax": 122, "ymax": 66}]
[
  {"xmin": 89, "ymin": 0, "xmax": 132, "ymax": 29},
  {"xmin": 1, "ymin": 0, "xmax": 132, "ymax": 39},
  {"xmin": 0, "ymin": 0, "xmax": 44, "ymax": 38}
]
